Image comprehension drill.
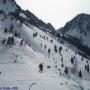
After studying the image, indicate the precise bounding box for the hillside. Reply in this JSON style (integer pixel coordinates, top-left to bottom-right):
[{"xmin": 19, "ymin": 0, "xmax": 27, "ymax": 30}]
[
  {"xmin": 0, "ymin": 0, "xmax": 90, "ymax": 90},
  {"xmin": 58, "ymin": 13, "xmax": 90, "ymax": 48}
]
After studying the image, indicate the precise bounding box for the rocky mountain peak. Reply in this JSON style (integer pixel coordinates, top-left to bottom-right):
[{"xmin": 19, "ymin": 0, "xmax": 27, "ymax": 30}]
[{"xmin": 60, "ymin": 13, "xmax": 90, "ymax": 34}]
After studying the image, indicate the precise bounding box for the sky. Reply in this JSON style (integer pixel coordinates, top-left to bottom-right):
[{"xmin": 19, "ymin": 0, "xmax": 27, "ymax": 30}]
[{"xmin": 16, "ymin": 0, "xmax": 90, "ymax": 29}]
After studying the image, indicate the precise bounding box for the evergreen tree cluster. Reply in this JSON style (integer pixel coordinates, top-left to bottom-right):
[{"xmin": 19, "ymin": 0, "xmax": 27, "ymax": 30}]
[{"xmin": 6, "ymin": 36, "xmax": 14, "ymax": 45}]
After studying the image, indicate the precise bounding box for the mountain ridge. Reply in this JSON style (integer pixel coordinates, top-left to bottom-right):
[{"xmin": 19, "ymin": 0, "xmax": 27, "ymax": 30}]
[{"xmin": 58, "ymin": 13, "xmax": 90, "ymax": 48}]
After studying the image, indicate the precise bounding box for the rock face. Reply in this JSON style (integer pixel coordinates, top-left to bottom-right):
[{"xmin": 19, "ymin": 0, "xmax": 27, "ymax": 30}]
[
  {"xmin": 58, "ymin": 13, "xmax": 90, "ymax": 48},
  {"xmin": 22, "ymin": 10, "xmax": 55, "ymax": 32}
]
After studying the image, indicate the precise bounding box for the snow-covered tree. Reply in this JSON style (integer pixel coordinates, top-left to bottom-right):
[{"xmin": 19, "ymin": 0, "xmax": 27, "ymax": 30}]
[
  {"xmin": 44, "ymin": 45, "xmax": 46, "ymax": 49},
  {"xmin": 39, "ymin": 63, "xmax": 43, "ymax": 73},
  {"xmin": 64, "ymin": 67, "xmax": 69, "ymax": 75},
  {"xmin": 78, "ymin": 70, "xmax": 82, "ymax": 78},
  {"xmin": 59, "ymin": 46, "xmax": 62, "ymax": 53},
  {"xmin": 20, "ymin": 40, "xmax": 24, "ymax": 46},
  {"xmin": 71, "ymin": 57, "xmax": 74, "ymax": 64},
  {"xmin": 6, "ymin": 36, "xmax": 14, "ymax": 46},
  {"xmin": 85, "ymin": 64, "xmax": 89, "ymax": 72},
  {"xmin": 4, "ymin": 28, "xmax": 8, "ymax": 33},
  {"xmin": 3, "ymin": 0, "xmax": 6, "ymax": 4},
  {"xmin": 48, "ymin": 48, "xmax": 51, "ymax": 54},
  {"xmin": 54, "ymin": 45, "xmax": 57, "ymax": 53}
]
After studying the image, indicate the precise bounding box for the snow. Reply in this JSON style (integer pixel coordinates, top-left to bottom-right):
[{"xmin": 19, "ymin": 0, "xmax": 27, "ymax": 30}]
[
  {"xmin": 65, "ymin": 28, "xmax": 90, "ymax": 48},
  {"xmin": 0, "ymin": 0, "xmax": 17, "ymax": 14},
  {"xmin": 19, "ymin": 13, "xmax": 27, "ymax": 19},
  {"xmin": 0, "ymin": 1, "xmax": 90, "ymax": 90}
]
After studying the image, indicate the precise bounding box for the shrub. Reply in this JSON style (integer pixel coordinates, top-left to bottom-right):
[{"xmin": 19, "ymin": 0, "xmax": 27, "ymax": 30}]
[
  {"xmin": 64, "ymin": 67, "xmax": 69, "ymax": 75},
  {"xmin": 78, "ymin": 70, "xmax": 82, "ymax": 78},
  {"xmin": 44, "ymin": 45, "xmax": 46, "ymax": 49},
  {"xmin": 14, "ymin": 32, "xmax": 18, "ymax": 37},
  {"xmin": 48, "ymin": 48, "xmax": 51, "ymax": 54},
  {"xmin": 3, "ymin": 0, "xmax": 6, "ymax": 4},
  {"xmin": 9, "ymin": 24, "xmax": 14, "ymax": 33},
  {"xmin": 20, "ymin": 40, "xmax": 24, "ymax": 46},
  {"xmin": 33, "ymin": 32, "xmax": 37, "ymax": 37},
  {"xmin": 6, "ymin": 36, "xmax": 14, "ymax": 45},
  {"xmin": 85, "ymin": 64, "xmax": 89, "ymax": 72},
  {"xmin": 4, "ymin": 28, "xmax": 8, "ymax": 33},
  {"xmin": 47, "ymin": 66, "xmax": 50, "ymax": 69},
  {"xmin": 59, "ymin": 46, "xmax": 62, "ymax": 53},
  {"xmin": 51, "ymin": 39, "xmax": 53, "ymax": 43},
  {"xmin": 39, "ymin": 63, "xmax": 43, "ymax": 72},
  {"xmin": 54, "ymin": 45, "xmax": 57, "ymax": 53},
  {"xmin": 71, "ymin": 57, "xmax": 74, "ymax": 64}
]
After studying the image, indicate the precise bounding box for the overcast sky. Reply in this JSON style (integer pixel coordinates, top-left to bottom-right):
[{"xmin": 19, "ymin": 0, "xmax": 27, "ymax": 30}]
[{"xmin": 16, "ymin": 0, "xmax": 90, "ymax": 29}]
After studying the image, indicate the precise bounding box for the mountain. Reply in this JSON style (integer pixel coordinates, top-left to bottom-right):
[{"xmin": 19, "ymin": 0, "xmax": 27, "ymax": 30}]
[
  {"xmin": 0, "ymin": 0, "xmax": 90, "ymax": 90},
  {"xmin": 22, "ymin": 10, "xmax": 55, "ymax": 32},
  {"xmin": 58, "ymin": 13, "xmax": 90, "ymax": 57},
  {"xmin": 58, "ymin": 13, "xmax": 90, "ymax": 48}
]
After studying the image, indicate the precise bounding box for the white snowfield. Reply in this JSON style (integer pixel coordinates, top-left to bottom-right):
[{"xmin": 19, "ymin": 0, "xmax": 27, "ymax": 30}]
[{"xmin": 0, "ymin": 1, "xmax": 90, "ymax": 90}]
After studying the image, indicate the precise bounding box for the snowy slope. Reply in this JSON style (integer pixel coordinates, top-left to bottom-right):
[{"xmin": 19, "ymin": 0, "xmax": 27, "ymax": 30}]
[
  {"xmin": 0, "ymin": 0, "xmax": 90, "ymax": 90},
  {"xmin": 0, "ymin": 0, "xmax": 17, "ymax": 14}
]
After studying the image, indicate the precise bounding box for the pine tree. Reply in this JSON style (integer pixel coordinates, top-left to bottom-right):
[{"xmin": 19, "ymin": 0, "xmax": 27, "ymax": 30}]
[
  {"xmin": 3, "ymin": 0, "xmax": 6, "ymax": 4},
  {"xmin": 4, "ymin": 28, "xmax": 8, "ymax": 33},
  {"xmin": 59, "ymin": 46, "xmax": 62, "ymax": 53},
  {"xmin": 51, "ymin": 39, "xmax": 53, "ymax": 43},
  {"xmin": 54, "ymin": 45, "xmax": 57, "ymax": 53},
  {"xmin": 39, "ymin": 63, "xmax": 43, "ymax": 73},
  {"xmin": 61, "ymin": 57, "xmax": 63, "ymax": 62},
  {"xmin": 7, "ymin": 36, "xmax": 14, "ymax": 45},
  {"xmin": 14, "ymin": 32, "xmax": 18, "ymax": 37},
  {"xmin": 20, "ymin": 40, "xmax": 23, "ymax": 46},
  {"xmin": 71, "ymin": 57, "xmax": 74, "ymax": 64},
  {"xmin": 44, "ymin": 45, "xmax": 46, "ymax": 49},
  {"xmin": 85, "ymin": 64, "xmax": 89, "ymax": 72},
  {"xmin": 87, "ymin": 64, "xmax": 89, "ymax": 72},
  {"xmin": 79, "ymin": 70, "xmax": 82, "ymax": 78},
  {"xmin": 61, "ymin": 63, "xmax": 64, "ymax": 67},
  {"xmin": 64, "ymin": 67, "xmax": 68, "ymax": 75},
  {"xmin": 9, "ymin": 24, "xmax": 13, "ymax": 33},
  {"xmin": 48, "ymin": 48, "xmax": 51, "ymax": 54}
]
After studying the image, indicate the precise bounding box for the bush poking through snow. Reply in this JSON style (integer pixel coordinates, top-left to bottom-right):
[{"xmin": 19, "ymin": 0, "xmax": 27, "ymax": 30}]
[
  {"xmin": 6, "ymin": 36, "xmax": 14, "ymax": 46},
  {"xmin": 59, "ymin": 46, "xmax": 62, "ymax": 53},
  {"xmin": 78, "ymin": 70, "xmax": 82, "ymax": 78},
  {"xmin": 4, "ymin": 28, "xmax": 8, "ymax": 33},
  {"xmin": 48, "ymin": 48, "xmax": 51, "ymax": 54},
  {"xmin": 20, "ymin": 40, "xmax": 24, "ymax": 46},
  {"xmin": 9, "ymin": 24, "xmax": 14, "ymax": 33},
  {"xmin": 54, "ymin": 45, "xmax": 57, "ymax": 53},
  {"xmin": 33, "ymin": 32, "xmax": 37, "ymax": 38},
  {"xmin": 47, "ymin": 66, "xmax": 51, "ymax": 69},
  {"xmin": 85, "ymin": 64, "xmax": 89, "ymax": 72},
  {"xmin": 71, "ymin": 57, "xmax": 74, "ymax": 65},
  {"xmin": 3, "ymin": 0, "xmax": 6, "ymax": 4},
  {"xmin": 44, "ymin": 45, "xmax": 46, "ymax": 49},
  {"xmin": 39, "ymin": 63, "xmax": 43, "ymax": 73},
  {"xmin": 51, "ymin": 39, "xmax": 53, "ymax": 43},
  {"xmin": 14, "ymin": 32, "xmax": 18, "ymax": 37},
  {"xmin": 64, "ymin": 67, "xmax": 69, "ymax": 75}
]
